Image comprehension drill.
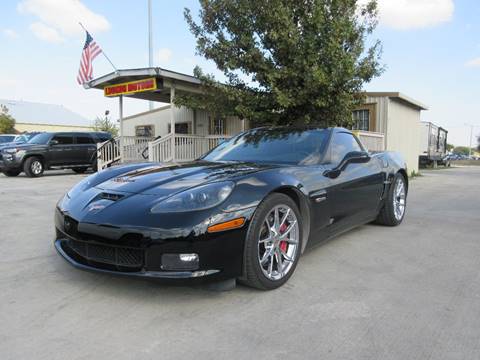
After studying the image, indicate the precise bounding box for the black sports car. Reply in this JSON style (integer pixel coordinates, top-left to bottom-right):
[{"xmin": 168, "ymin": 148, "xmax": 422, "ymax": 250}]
[{"xmin": 55, "ymin": 127, "xmax": 408, "ymax": 290}]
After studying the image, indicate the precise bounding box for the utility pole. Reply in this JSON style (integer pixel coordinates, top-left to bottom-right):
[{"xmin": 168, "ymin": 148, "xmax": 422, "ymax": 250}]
[
  {"xmin": 148, "ymin": 0, "xmax": 154, "ymax": 111},
  {"xmin": 465, "ymin": 123, "xmax": 474, "ymax": 158}
]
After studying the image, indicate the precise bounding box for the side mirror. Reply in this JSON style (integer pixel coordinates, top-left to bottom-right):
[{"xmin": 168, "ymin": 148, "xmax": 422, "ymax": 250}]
[
  {"xmin": 323, "ymin": 151, "xmax": 370, "ymax": 178},
  {"xmin": 49, "ymin": 139, "xmax": 59, "ymax": 146}
]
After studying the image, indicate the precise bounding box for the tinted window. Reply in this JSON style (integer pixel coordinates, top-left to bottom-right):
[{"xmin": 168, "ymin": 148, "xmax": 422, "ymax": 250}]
[
  {"xmin": 96, "ymin": 134, "xmax": 112, "ymax": 143},
  {"xmin": 28, "ymin": 133, "xmax": 52, "ymax": 144},
  {"xmin": 51, "ymin": 134, "xmax": 74, "ymax": 145},
  {"xmin": 0, "ymin": 135, "xmax": 15, "ymax": 143},
  {"xmin": 76, "ymin": 135, "xmax": 94, "ymax": 144},
  {"xmin": 203, "ymin": 128, "xmax": 329, "ymax": 165},
  {"xmin": 330, "ymin": 132, "xmax": 363, "ymax": 165}
]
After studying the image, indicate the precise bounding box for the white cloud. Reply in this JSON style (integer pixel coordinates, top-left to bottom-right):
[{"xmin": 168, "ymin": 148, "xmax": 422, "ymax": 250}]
[
  {"xmin": 360, "ymin": 0, "xmax": 454, "ymax": 30},
  {"xmin": 30, "ymin": 22, "xmax": 64, "ymax": 43},
  {"xmin": 465, "ymin": 58, "xmax": 480, "ymax": 67},
  {"xmin": 18, "ymin": 0, "xmax": 110, "ymax": 40},
  {"xmin": 157, "ymin": 48, "xmax": 173, "ymax": 65},
  {"xmin": 3, "ymin": 29, "xmax": 19, "ymax": 39}
]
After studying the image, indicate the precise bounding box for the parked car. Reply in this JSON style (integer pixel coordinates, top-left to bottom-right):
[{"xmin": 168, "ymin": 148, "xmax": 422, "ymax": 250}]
[
  {"xmin": 54, "ymin": 127, "xmax": 408, "ymax": 290},
  {"xmin": 0, "ymin": 134, "xmax": 16, "ymax": 144},
  {"xmin": 0, "ymin": 132, "xmax": 43, "ymax": 150},
  {"xmin": 0, "ymin": 132, "xmax": 112, "ymax": 177}
]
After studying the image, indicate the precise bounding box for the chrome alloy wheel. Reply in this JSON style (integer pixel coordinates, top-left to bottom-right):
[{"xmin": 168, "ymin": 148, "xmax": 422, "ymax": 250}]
[
  {"xmin": 393, "ymin": 178, "xmax": 406, "ymax": 221},
  {"xmin": 258, "ymin": 205, "xmax": 299, "ymax": 281},
  {"xmin": 31, "ymin": 160, "xmax": 43, "ymax": 175}
]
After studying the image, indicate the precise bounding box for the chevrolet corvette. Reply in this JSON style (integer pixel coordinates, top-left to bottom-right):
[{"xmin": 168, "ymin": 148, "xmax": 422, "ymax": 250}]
[{"xmin": 55, "ymin": 127, "xmax": 408, "ymax": 290}]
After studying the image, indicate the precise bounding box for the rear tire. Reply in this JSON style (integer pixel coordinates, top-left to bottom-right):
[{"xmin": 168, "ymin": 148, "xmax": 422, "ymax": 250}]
[
  {"xmin": 72, "ymin": 167, "xmax": 88, "ymax": 174},
  {"xmin": 23, "ymin": 157, "xmax": 44, "ymax": 177},
  {"xmin": 240, "ymin": 193, "xmax": 302, "ymax": 290},
  {"xmin": 3, "ymin": 169, "xmax": 21, "ymax": 177},
  {"xmin": 376, "ymin": 173, "xmax": 407, "ymax": 226}
]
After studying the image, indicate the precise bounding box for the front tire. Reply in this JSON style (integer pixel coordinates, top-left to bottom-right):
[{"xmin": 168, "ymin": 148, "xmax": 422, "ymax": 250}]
[
  {"xmin": 241, "ymin": 193, "xmax": 302, "ymax": 290},
  {"xmin": 2, "ymin": 169, "xmax": 21, "ymax": 177},
  {"xmin": 23, "ymin": 157, "xmax": 44, "ymax": 177},
  {"xmin": 376, "ymin": 173, "xmax": 407, "ymax": 226}
]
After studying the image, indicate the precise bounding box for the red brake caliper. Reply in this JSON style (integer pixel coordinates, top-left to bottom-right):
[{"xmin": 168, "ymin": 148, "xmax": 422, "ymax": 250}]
[{"xmin": 279, "ymin": 223, "xmax": 288, "ymax": 253}]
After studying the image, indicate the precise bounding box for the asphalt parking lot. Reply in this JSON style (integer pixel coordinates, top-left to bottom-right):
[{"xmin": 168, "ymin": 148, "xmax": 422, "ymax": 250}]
[{"xmin": 1, "ymin": 167, "xmax": 480, "ymax": 360}]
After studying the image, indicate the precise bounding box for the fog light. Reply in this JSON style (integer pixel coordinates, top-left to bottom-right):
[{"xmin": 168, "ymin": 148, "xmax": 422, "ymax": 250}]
[{"xmin": 161, "ymin": 253, "xmax": 199, "ymax": 271}]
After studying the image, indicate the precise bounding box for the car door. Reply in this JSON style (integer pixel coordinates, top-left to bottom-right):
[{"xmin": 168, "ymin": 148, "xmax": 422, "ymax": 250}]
[
  {"xmin": 325, "ymin": 131, "xmax": 384, "ymax": 232},
  {"xmin": 48, "ymin": 133, "xmax": 75, "ymax": 166},
  {"xmin": 75, "ymin": 133, "xmax": 97, "ymax": 164}
]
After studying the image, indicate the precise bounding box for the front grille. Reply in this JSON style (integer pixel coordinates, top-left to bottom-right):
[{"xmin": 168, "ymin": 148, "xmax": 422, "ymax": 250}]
[{"xmin": 67, "ymin": 239, "xmax": 144, "ymax": 268}]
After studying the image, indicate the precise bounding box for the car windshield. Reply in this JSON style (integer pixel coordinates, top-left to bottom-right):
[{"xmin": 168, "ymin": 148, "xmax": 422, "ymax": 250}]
[
  {"xmin": 202, "ymin": 128, "xmax": 330, "ymax": 165},
  {"xmin": 0, "ymin": 135, "xmax": 15, "ymax": 143},
  {"xmin": 27, "ymin": 133, "xmax": 51, "ymax": 144}
]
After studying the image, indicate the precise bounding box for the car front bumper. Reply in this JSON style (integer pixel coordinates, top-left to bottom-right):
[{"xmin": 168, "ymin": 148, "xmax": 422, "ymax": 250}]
[
  {"xmin": 54, "ymin": 207, "xmax": 254, "ymax": 282},
  {"xmin": 0, "ymin": 154, "xmax": 22, "ymax": 172}
]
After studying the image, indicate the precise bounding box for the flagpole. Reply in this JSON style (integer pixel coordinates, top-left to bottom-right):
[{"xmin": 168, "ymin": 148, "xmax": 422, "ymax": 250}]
[{"xmin": 78, "ymin": 22, "xmax": 117, "ymax": 71}]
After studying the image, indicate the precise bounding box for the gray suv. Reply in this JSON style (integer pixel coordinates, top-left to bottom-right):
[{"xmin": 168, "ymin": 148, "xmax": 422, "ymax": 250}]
[{"xmin": 0, "ymin": 132, "xmax": 111, "ymax": 177}]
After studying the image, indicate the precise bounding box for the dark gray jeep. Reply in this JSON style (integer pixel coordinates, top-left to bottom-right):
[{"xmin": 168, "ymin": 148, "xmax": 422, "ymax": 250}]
[{"xmin": 0, "ymin": 132, "xmax": 111, "ymax": 177}]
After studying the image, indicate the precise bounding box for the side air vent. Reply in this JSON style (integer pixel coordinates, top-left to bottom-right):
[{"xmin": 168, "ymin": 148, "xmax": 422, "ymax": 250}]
[{"xmin": 100, "ymin": 192, "xmax": 125, "ymax": 201}]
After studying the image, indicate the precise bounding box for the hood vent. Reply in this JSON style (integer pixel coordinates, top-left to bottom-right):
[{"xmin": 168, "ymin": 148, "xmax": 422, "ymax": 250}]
[{"xmin": 100, "ymin": 192, "xmax": 125, "ymax": 201}]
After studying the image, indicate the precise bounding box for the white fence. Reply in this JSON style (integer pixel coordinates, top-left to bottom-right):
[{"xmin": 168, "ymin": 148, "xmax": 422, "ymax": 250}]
[
  {"xmin": 149, "ymin": 134, "xmax": 230, "ymax": 163},
  {"xmin": 97, "ymin": 136, "xmax": 154, "ymax": 170},
  {"xmin": 353, "ymin": 131, "xmax": 385, "ymax": 152}
]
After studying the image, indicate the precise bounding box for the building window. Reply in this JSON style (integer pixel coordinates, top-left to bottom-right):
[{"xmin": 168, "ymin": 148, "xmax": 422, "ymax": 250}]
[
  {"xmin": 135, "ymin": 125, "xmax": 155, "ymax": 137},
  {"xmin": 352, "ymin": 110, "xmax": 370, "ymax": 131},
  {"xmin": 168, "ymin": 122, "xmax": 191, "ymax": 134}
]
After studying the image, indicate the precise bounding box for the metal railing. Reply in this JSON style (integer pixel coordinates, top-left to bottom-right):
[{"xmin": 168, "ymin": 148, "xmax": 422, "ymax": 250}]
[{"xmin": 353, "ymin": 131, "xmax": 385, "ymax": 152}]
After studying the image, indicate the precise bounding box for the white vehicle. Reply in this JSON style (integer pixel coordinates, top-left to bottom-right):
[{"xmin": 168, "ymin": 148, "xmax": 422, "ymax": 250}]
[{"xmin": 419, "ymin": 122, "xmax": 448, "ymax": 167}]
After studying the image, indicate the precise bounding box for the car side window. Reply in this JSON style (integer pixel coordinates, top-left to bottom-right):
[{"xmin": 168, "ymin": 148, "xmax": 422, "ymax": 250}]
[
  {"xmin": 51, "ymin": 134, "xmax": 74, "ymax": 145},
  {"xmin": 330, "ymin": 132, "xmax": 363, "ymax": 165},
  {"xmin": 76, "ymin": 135, "xmax": 95, "ymax": 144}
]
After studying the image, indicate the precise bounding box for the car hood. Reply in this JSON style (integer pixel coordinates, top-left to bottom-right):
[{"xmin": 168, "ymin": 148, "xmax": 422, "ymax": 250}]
[{"xmin": 95, "ymin": 161, "xmax": 278, "ymax": 197}]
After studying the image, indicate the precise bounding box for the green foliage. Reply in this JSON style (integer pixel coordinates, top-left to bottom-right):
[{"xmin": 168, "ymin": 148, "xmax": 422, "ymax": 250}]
[
  {"xmin": 93, "ymin": 114, "xmax": 118, "ymax": 136},
  {"xmin": 0, "ymin": 105, "xmax": 16, "ymax": 133},
  {"xmin": 453, "ymin": 146, "xmax": 472, "ymax": 156},
  {"xmin": 446, "ymin": 143, "xmax": 454, "ymax": 152},
  {"xmin": 409, "ymin": 170, "xmax": 422, "ymax": 178},
  {"xmin": 176, "ymin": 0, "xmax": 383, "ymax": 127}
]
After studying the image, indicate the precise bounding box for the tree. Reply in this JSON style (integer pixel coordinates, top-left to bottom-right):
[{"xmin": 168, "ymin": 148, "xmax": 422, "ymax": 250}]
[
  {"xmin": 93, "ymin": 111, "xmax": 118, "ymax": 136},
  {"xmin": 0, "ymin": 105, "xmax": 16, "ymax": 133},
  {"xmin": 453, "ymin": 146, "xmax": 471, "ymax": 156},
  {"xmin": 176, "ymin": 0, "xmax": 383, "ymax": 128},
  {"xmin": 446, "ymin": 143, "xmax": 454, "ymax": 152}
]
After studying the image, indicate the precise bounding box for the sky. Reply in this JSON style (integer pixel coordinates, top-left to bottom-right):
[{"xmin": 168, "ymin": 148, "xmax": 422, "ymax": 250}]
[{"xmin": 0, "ymin": 0, "xmax": 479, "ymax": 146}]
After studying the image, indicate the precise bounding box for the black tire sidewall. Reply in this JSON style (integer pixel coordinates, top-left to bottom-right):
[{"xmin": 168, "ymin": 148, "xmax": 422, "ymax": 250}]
[
  {"xmin": 24, "ymin": 157, "xmax": 44, "ymax": 177},
  {"xmin": 243, "ymin": 193, "xmax": 303, "ymax": 290},
  {"xmin": 388, "ymin": 173, "xmax": 407, "ymax": 225}
]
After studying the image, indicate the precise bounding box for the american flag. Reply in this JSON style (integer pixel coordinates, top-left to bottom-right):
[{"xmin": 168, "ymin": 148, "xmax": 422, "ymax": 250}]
[{"xmin": 76, "ymin": 30, "xmax": 102, "ymax": 84}]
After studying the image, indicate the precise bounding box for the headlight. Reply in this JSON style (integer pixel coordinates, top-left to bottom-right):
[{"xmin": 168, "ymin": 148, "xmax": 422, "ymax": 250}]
[
  {"xmin": 4, "ymin": 148, "xmax": 19, "ymax": 154},
  {"xmin": 151, "ymin": 181, "xmax": 235, "ymax": 213}
]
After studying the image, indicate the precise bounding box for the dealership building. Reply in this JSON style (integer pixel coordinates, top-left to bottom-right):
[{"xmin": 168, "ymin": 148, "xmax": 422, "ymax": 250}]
[{"xmin": 86, "ymin": 67, "xmax": 427, "ymax": 174}]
